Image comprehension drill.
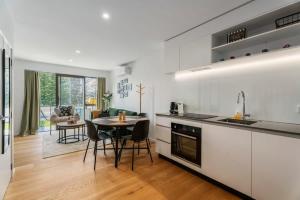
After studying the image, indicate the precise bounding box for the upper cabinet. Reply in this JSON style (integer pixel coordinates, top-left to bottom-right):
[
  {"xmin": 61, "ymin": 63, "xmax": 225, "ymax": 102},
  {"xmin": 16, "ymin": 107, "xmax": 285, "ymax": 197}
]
[
  {"xmin": 163, "ymin": 2, "xmax": 300, "ymax": 74},
  {"xmin": 212, "ymin": 2, "xmax": 300, "ymax": 63},
  {"xmin": 180, "ymin": 35, "xmax": 212, "ymax": 71},
  {"xmin": 164, "ymin": 40, "xmax": 180, "ymax": 74},
  {"xmin": 164, "ymin": 34, "xmax": 212, "ymax": 73}
]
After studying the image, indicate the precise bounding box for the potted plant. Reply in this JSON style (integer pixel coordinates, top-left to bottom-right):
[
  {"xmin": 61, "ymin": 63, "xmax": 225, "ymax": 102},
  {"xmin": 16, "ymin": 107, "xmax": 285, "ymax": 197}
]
[{"xmin": 102, "ymin": 92, "xmax": 112, "ymax": 112}]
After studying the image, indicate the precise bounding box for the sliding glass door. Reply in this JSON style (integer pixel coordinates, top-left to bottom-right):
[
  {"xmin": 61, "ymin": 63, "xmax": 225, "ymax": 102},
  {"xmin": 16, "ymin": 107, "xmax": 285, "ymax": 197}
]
[
  {"xmin": 39, "ymin": 72, "xmax": 56, "ymax": 131},
  {"xmin": 58, "ymin": 75, "xmax": 85, "ymax": 120},
  {"xmin": 85, "ymin": 77, "xmax": 97, "ymax": 119}
]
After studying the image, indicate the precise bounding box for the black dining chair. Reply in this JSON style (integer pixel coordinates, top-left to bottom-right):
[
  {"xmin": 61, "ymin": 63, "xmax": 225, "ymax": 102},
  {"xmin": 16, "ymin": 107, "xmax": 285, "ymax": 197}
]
[
  {"xmin": 83, "ymin": 120, "xmax": 115, "ymax": 170},
  {"xmin": 126, "ymin": 113, "xmax": 150, "ymax": 148},
  {"xmin": 119, "ymin": 120, "xmax": 153, "ymax": 170}
]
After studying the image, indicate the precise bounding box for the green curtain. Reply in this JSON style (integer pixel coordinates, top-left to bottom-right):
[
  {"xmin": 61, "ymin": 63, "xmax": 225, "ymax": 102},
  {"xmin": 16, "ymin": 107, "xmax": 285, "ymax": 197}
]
[
  {"xmin": 96, "ymin": 77, "xmax": 106, "ymax": 111},
  {"xmin": 20, "ymin": 71, "xmax": 40, "ymax": 136}
]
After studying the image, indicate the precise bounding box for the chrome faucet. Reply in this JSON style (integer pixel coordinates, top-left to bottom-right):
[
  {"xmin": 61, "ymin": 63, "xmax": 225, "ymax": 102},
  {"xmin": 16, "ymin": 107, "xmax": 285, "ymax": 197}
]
[{"xmin": 237, "ymin": 90, "xmax": 250, "ymax": 120}]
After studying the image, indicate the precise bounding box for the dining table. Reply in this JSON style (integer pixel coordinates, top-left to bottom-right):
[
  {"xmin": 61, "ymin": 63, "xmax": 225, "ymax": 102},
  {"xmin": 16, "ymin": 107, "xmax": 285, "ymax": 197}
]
[{"xmin": 92, "ymin": 116, "xmax": 148, "ymax": 168}]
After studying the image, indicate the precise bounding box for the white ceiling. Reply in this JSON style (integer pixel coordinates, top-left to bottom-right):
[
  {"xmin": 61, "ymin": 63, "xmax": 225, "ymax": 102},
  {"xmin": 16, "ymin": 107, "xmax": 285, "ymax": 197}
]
[{"xmin": 7, "ymin": 0, "xmax": 249, "ymax": 70}]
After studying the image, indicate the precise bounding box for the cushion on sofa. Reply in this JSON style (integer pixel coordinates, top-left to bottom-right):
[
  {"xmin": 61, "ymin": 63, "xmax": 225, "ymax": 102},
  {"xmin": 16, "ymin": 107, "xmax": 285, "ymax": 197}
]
[
  {"xmin": 107, "ymin": 108, "xmax": 138, "ymax": 116},
  {"xmin": 59, "ymin": 106, "xmax": 73, "ymax": 116},
  {"xmin": 123, "ymin": 110, "xmax": 137, "ymax": 116},
  {"xmin": 108, "ymin": 108, "xmax": 119, "ymax": 116}
]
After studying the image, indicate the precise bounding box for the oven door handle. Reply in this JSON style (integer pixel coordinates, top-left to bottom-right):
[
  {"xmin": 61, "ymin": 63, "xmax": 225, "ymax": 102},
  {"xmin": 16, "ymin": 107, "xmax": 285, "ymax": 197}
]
[{"xmin": 172, "ymin": 131, "xmax": 197, "ymax": 140}]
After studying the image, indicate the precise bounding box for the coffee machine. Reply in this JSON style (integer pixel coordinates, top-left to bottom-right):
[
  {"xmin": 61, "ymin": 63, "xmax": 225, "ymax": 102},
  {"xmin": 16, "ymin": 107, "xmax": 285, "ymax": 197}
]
[
  {"xmin": 170, "ymin": 102, "xmax": 178, "ymax": 114},
  {"xmin": 170, "ymin": 102, "xmax": 184, "ymax": 114}
]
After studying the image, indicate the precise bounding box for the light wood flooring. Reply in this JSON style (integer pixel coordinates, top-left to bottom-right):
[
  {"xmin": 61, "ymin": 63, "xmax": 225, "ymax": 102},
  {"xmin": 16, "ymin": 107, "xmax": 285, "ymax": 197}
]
[{"xmin": 5, "ymin": 134, "xmax": 239, "ymax": 200}]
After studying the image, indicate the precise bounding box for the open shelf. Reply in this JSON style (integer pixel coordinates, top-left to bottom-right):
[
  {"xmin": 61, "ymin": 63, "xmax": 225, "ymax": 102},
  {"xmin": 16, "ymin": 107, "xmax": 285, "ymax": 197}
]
[
  {"xmin": 211, "ymin": 2, "xmax": 300, "ymax": 63},
  {"xmin": 212, "ymin": 22, "xmax": 300, "ymax": 53}
]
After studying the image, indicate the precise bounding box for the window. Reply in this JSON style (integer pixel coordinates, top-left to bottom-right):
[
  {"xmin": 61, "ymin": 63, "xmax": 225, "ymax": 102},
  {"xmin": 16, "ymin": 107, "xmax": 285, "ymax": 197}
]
[
  {"xmin": 39, "ymin": 72, "xmax": 56, "ymax": 131},
  {"xmin": 85, "ymin": 77, "xmax": 97, "ymax": 119}
]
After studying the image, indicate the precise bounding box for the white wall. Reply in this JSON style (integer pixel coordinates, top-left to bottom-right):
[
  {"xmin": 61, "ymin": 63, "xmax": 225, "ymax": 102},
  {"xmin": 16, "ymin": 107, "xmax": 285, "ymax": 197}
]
[
  {"xmin": 0, "ymin": 0, "xmax": 13, "ymax": 199},
  {"xmin": 0, "ymin": 0, "xmax": 14, "ymax": 44},
  {"xmin": 111, "ymin": 46, "xmax": 167, "ymax": 138},
  {"xmin": 110, "ymin": 0, "xmax": 300, "ymax": 139},
  {"xmin": 13, "ymin": 58, "xmax": 111, "ymax": 135}
]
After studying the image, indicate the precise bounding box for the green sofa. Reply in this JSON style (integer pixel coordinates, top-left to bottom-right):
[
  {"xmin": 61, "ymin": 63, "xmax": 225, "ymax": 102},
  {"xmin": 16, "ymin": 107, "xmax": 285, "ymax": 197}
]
[
  {"xmin": 107, "ymin": 108, "xmax": 138, "ymax": 117},
  {"xmin": 91, "ymin": 108, "xmax": 138, "ymax": 119}
]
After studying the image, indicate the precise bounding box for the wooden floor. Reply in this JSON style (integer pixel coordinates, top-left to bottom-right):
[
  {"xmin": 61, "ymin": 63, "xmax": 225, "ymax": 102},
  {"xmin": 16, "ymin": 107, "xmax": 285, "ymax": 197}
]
[{"xmin": 5, "ymin": 134, "xmax": 239, "ymax": 200}]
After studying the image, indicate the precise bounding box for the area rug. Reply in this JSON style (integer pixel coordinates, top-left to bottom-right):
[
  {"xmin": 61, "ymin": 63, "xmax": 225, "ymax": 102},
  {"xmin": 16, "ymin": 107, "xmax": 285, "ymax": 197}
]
[{"xmin": 42, "ymin": 130, "xmax": 92, "ymax": 158}]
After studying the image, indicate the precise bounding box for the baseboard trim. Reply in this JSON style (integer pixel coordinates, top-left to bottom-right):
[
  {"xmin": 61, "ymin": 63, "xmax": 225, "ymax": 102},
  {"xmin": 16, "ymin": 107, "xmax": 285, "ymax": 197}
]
[{"xmin": 158, "ymin": 154, "xmax": 254, "ymax": 200}]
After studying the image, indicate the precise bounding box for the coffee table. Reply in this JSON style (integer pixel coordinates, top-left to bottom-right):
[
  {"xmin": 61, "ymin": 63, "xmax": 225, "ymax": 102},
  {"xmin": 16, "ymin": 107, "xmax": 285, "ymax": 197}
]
[{"xmin": 56, "ymin": 121, "xmax": 86, "ymax": 144}]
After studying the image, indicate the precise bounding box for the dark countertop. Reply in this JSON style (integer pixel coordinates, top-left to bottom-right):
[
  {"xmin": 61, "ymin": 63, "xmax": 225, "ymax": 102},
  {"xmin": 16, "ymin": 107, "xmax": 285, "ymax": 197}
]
[{"xmin": 156, "ymin": 113, "xmax": 300, "ymax": 137}]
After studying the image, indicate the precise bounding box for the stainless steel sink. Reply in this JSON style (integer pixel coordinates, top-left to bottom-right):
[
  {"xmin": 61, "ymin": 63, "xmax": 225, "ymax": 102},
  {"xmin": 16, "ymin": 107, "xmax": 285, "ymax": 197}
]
[{"xmin": 218, "ymin": 118, "xmax": 257, "ymax": 125}]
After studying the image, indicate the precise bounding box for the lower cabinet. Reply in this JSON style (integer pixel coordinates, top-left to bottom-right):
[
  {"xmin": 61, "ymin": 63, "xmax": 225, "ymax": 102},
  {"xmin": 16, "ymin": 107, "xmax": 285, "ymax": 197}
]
[
  {"xmin": 202, "ymin": 124, "xmax": 252, "ymax": 196},
  {"xmin": 155, "ymin": 125, "xmax": 171, "ymax": 158},
  {"xmin": 252, "ymin": 132, "xmax": 300, "ymax": 200},
  {"xmin": 155, "ymin": 125, "xmax": 171, "ymax": 143},
  {"xmin": 156, "ymin": 140, "xmax": 171, "ymax": 157}
]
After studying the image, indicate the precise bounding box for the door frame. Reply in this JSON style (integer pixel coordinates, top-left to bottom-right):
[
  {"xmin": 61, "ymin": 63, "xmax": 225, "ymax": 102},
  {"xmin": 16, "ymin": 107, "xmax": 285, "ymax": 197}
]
[{"xmin": 1, "ymin": 48, "xmax": 11, "ymax": 154}]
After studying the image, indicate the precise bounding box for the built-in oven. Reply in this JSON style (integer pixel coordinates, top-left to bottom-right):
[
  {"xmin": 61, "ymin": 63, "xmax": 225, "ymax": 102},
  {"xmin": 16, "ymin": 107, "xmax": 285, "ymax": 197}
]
[{"xmin": 171, "ymin": 123, "xmax": 201, "ymax": 166}]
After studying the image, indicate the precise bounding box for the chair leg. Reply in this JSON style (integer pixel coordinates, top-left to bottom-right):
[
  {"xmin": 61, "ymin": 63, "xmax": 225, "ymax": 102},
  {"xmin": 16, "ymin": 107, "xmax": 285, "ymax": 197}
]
[
  {"xmin": 111, "ymin": 137, "xmax": 116, "ymax": 153},
  {"xmin": 118, "ymin": 139, "xmax": 126, "ymax": 162},
  {"xmin": 83, "ymin": 139, "xmax": 90, "ymax": 162},
  {"xmin": 94, "ymin": 141, "xmax": 98, "ymax": 171},
  {"xmin": 132, "ymin": 142, "xmax": 135, "ymax": 171},
  {"xmin": 146, "ymin": 139, "xmax": 153, "ymax": 163},
  {"xmin": 50, "ymin": 123, "xmax": 52, "ymax": 135},
  {"xmin": 146, "ymin": 139, "xmax": 150, "ymax": 154},
  {"xmin": 103, "ymin": 139, "xmax": 106, "ymax": 155},
  {"xmin": 138, "ymin": 142, "xmax": 140, "ymax": 155},
  {"xmin": 147, "ymin": 138, "xmax": 151, "ymax": 148}
]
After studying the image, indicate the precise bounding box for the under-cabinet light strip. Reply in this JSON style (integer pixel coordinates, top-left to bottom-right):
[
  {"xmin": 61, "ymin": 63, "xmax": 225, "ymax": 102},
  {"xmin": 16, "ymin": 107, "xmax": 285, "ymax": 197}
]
[{"xmin": 175, "ymin": 46, "xmax": 300, "ymax": 80}]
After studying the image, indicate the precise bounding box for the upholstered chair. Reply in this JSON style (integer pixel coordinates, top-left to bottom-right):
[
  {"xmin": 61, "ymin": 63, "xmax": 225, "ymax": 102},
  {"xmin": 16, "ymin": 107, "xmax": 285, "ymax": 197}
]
[{"xmin": 49, "ymin": 106, "xmax": 80, "ymax": 135}]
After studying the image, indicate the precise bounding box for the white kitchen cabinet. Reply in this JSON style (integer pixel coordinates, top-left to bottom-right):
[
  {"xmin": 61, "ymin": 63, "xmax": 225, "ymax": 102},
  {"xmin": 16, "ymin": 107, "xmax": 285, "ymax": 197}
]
[
  {"xmin": 155, "ymin": 123, "xmax": 171, "ymax": 158},
  {"xmin": 180, "ymin": 34, "xmax": 212, "ymax": 71},
  {"xmin": 202, "ymin": 124, "xmax": 252, "ymax": 196},
  {"xmin": 156, "ymin": 140, "xmax": 171, "ymax": 158},
  {"xmin": 156, "ymin": 116, "xmax": 171, "ymax": 128},
  {"xmin": 155, "ymin": 125, "xmax": 171, "ymax": 143},
  {"xmin": 164, "ymin": 40, "xmax": 180, "ymax": 74},
  {"xmin": 252, "ymin": 132, "xmax": 300, "ymax": 200}
]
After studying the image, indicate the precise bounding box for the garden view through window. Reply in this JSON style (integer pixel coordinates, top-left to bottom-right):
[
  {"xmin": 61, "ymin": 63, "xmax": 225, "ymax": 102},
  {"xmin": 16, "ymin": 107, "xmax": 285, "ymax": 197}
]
[{"xmin": 39, "ymin": 72, "xmax": 97, "ymax": 132}]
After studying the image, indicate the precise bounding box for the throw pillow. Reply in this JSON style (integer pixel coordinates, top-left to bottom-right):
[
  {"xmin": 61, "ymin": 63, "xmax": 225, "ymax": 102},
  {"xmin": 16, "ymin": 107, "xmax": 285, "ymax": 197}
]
[{"xmin": 59, "ymin": 106, "xmax": 73, "ymax": 116}]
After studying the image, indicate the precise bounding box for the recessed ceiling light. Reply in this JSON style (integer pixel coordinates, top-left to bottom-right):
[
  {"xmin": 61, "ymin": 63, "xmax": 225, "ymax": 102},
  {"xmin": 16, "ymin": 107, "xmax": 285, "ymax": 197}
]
[
  {"xmin": 75, "ymin": 50, "xmax": 81, "ymax": 54},
  {"xmin": 102, "ymin": 12, "xmax": 110, "ymax": 20},
  {"xmin": 68, "ymin": 59, "xmax": 73, "ymax": 62}
]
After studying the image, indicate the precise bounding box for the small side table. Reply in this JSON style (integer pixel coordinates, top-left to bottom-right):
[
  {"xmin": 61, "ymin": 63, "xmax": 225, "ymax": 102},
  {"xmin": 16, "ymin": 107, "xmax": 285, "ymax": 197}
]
[{"xmin": 56, "ymin": 121, "xmax": 87, "ymax": 144}]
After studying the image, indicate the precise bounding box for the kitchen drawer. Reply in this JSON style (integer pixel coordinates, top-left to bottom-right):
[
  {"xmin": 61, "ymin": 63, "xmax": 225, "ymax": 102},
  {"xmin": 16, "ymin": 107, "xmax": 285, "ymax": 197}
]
[
  {"xmin": 156, "ymin": 116, "xmax": 171, "ymax": 128},
  {"xmin": 156, "ymin": 140, "xmax": 171, "ymax": 158},
  {"xmin": 155, "ymin": 125, "xmax": 171, "ymax": 143}
]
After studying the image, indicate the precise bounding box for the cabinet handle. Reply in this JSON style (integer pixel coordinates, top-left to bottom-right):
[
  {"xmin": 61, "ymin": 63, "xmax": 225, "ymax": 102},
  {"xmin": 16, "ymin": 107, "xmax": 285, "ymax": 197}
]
[{"xmin": 156, "ymin": 138, "xmax": 171, "ymax": 144}]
